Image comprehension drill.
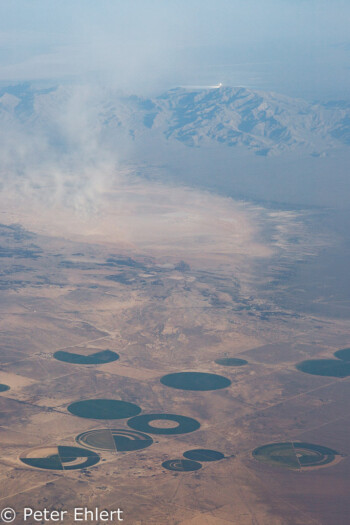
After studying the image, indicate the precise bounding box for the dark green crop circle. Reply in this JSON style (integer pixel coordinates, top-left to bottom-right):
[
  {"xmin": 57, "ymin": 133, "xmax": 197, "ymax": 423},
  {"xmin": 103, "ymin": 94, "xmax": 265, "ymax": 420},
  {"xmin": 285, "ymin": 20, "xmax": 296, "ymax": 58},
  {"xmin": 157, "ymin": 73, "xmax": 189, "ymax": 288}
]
[
  {"xmin": 54, "ymin": 349, "xmax": 119, "ymax": 365},
  {"xmin": 183, "ymin": 449, "xmax": 225, "ymax": 462},
  {"xmin": 334, "ymin": 347, "xmax": 350, "ymax": 362},
  {"xmin": 76, "ymin": 429, "xmax": 153, "ymax": 452},
  {"xmin": 296, "ymin": 359, "xmax": 350, "ymax": 378},
  {"xmin": 20, "ymin": 445, "xmax": 100, "ymax": 471},
  {"xmin": 253, "ymin": 442, "xmax": 339, "ymax": 470},
  {"xmin": 127, "ymin": 413, "xmax": 200, "ymax": 435},
  {"xmin": 162, "ymin": 459, "xmax": 202, "ymax": 472},
  {"xmin": 215, "ymin": 357, "xmax": 248, "ymax": 367},
  {"xmin": 160, "ymin": 372, "xmax": 231, "ymax": 391},
  {"xmin": 67, "ymin": 399, "xmax": 142, "ymax": 419}
]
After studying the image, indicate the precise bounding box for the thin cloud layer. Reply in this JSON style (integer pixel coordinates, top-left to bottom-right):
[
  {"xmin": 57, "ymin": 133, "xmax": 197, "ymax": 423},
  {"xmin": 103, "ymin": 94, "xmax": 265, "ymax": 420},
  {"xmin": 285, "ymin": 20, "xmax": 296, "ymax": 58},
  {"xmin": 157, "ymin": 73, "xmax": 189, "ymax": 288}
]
[
  {"xmin": 0, "ymin": 1, "xmax": 349, "ymax": 98},
  {"xmin": 0, "ymin": 85, "xmax": 119, "ymax": 214}
]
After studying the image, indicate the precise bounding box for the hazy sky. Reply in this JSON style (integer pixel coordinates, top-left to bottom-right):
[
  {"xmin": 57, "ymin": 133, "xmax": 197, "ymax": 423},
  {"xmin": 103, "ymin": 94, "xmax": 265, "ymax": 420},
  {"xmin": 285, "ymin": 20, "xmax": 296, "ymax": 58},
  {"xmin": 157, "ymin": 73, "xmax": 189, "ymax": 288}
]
[{"xmin": 1, "ymin": 0, "xmax": 350, "ymax": 99}]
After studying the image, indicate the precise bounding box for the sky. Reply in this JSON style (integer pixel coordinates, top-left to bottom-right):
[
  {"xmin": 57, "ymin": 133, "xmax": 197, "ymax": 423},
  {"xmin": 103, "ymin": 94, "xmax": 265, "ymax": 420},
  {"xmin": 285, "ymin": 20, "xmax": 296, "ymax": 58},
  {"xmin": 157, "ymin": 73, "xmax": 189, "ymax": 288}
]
[{"xmin": 0, "ymin": 0, "xmax": 350, "ymax": 99}]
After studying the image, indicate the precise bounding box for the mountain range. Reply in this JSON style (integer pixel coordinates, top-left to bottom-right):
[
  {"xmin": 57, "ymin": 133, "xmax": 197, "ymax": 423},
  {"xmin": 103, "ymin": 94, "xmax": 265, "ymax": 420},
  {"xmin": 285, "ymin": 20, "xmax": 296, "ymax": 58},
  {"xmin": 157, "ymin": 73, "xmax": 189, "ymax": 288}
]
[{"xmin": 1, "ymin": 83, "xmax": 350, "ymax": 156}]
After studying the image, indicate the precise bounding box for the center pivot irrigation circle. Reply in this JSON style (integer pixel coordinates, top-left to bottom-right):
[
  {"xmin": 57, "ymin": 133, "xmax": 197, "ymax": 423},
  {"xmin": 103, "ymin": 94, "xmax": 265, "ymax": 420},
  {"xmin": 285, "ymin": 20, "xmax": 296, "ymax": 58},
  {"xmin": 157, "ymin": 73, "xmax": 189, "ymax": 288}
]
[
  {"xmin": 334, "ymin": 347, "xmax": 350, "ymax": 362},
  {"xmin": 162, "ymin": 459, "xmax": 202, "ymax": 472},
  {"xmin": 20, "ymin": 446, "xmax": 100, "ymax": 471},
  {"xmin": 183, "ymin": 449, "xmax": 225, "ymax": 462},
  {"xmin": 160, "ymin": 372, "xmax": 231, "ymax": 391},
  {"xmin": 252, "ymin": 442, "xmax": 340, "ymax": 470},
  {"xmin": 67, "ymin": 399, "xmax": 142, "ymax": 420},
  {"xmin": 296, "ymin": 359, "xmax": 350, "ymax": 378},
  {"xmin": 127, "ymin": 413, "xmax": 200, "ymax": 435},
  {"xmin": 76, "ymin": 429, "xmax": 153, "ymax": 452},
  {"xmin": 54, "ymin": 349, "xmax": 119, "ymax": 365},
  {"xmin": 214, "ymin": 357, "xmax": 248, "ymax": 367}
]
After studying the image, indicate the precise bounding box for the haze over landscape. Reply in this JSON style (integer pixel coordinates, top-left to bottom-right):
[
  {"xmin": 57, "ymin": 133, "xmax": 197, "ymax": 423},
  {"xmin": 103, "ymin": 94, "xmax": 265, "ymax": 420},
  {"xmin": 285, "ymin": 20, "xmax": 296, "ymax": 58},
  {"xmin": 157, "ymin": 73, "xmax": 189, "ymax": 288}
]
[{"xmin": 0, "ymin": 2, "xmax": 350, "ymax": 524}]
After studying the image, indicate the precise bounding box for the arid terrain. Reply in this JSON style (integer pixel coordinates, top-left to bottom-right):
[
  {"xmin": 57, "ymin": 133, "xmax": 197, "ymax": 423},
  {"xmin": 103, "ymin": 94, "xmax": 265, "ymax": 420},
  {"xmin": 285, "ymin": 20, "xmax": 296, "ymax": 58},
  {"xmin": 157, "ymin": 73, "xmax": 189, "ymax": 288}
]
[
  {"xmin": 1, "ymin": 0, "xmax": 350, "ymax": 520},
  {"xmin": 0, "ymin": 174, "xmax": 349, "ymax": 525}
]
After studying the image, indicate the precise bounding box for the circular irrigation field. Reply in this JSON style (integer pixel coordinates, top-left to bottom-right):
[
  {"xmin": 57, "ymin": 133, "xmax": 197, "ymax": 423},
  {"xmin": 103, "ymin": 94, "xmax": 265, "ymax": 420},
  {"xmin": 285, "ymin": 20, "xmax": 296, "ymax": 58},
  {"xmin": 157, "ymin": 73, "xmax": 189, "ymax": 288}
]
[
  {"xmin": 296, "ymin": 359, "xmax": 350, "ymax": 378},
  {"xmin": 183, "ymin": 449, "xmax": 224, "ymax": 462},
  {"xmin": 160, "ymin": 372, "xmax": 231, "ymax": 391},
  {"xmin": 20, "ymin": 446, "xmax": 100, "ymax": 471},
  {"xmin": 215, "ymin": 357, "xmax": 248, "ymax": 367},
  {"xmin": 253, "ymin": 442, "xmax": 339, "ymax": 470},
  {"xmin": 54, "ymin": 349, "xmax": 119, "ymax": 365},
  {"xmin": 127, "ymin": 413, "xmax": 200, "ymax": 435},
  {"xmin": 333, "ymin": 347, "xmax": 350, "ymax": 362},
  {"xmin": 68, "ymin": 399, "xmax": 142, "ymax": 419},
  {"xmin": 76, "ymin": 429, "xmax": 153, "ymax": 452},
  {"xmin": 162, "ymin": 459, "xmax": 202, "ymax": 472}
]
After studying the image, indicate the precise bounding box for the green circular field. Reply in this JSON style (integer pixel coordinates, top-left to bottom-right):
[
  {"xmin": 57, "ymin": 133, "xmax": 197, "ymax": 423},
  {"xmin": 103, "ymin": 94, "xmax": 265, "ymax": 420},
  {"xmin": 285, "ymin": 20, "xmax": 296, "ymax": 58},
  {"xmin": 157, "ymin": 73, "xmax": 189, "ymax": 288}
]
[
  {"xmin": 162, "ymin": 459, "xmax": 202, "ymax": 472},
  {"xmin": 54, "ymin": 349, "xmax": 119, "ymax": 365},
  {"xmin": 253, "ymin": 442, "xmax": 339, "ymax": 470},
  {"xmin": 334, "ymin": 347, "xmax": 350, "ymax": 362},
  {"xmin": 296, "ymin": 359, "xmax": 350, "ymax": 378},
  {"xmin": 76, "ymin": 429, "xmax": 153, "ymax": 452},
  {"xmin": 20, "ymin": 446, "xmax": 100, "ymax": 471},
  {"xmin": 0, "ymin": 384, "xmax": 10, "ymax": 392},
  {"xmin": 67, "ymin": 399, "xmax": 142, "ymax": 419},
  {"xmin": 127, "ymin": 413, "xmax": 200, "ymax": 435},
  {"xmin": 160, "ymin": 372, "xmax": 231, "ymax": 391},
  {"xmin": 215, "ymin": 357, "xmax": 248, "ymax": 367},
  {"xmin": 183, "ymin": 449, "xmax": 224, "ymax": 462}
]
